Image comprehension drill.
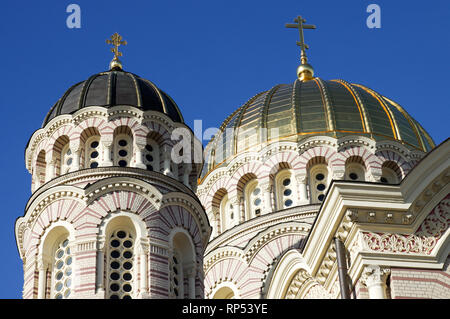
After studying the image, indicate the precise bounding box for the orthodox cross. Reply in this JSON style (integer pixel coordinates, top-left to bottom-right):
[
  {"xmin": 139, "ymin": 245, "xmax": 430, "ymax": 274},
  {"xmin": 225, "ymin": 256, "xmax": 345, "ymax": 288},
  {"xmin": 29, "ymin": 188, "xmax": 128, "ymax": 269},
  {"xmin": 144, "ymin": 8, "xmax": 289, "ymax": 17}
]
[
  {"xmin": 285, "ymin": 16, "xmax": 316, "ymax": 64},
  {"xmin": 106, "ymin": 33, "xmax": 127, "ymax": 62}
]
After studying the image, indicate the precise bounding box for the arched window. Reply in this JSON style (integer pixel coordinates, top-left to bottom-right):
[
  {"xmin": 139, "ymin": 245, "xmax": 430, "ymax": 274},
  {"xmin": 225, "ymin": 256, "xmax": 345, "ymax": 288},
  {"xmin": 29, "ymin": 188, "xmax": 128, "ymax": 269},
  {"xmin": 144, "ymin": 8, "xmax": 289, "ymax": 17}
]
[
  {"xmin": 52, "ymin": 135, "xmax": 71, "ymax": 176},
  {"xmin": 60, "ymin": 144, "xmax": 73, "ymax": 174},
  {"xmin": 106, "ymin": 227, "xmax": 135, "ymax": 299},
  {"xmin": 380, "ymin": 161, "xmax": 402, "ymax": 184},
  {"xmin": 51, "ymin": 237, "xmax": 73, "ymax": 299},
  {"xmin": 220, "ymin": 194, "xmax": 235, "ymax": 232},
  {"xmin": 309, "ymin": 164, "xmax": 329, "ymax": 204},
  {"xmin": 170, "ymin": 231, "xmax": 196, "ymax": 299},
  {"xmin": 345, "ymin": 156, "xmax": 366, "ymax": 182},
  {"xmin": 35, "ymin": 150, "xmax": 47, "ymax": 188},
  {"xmin": 245, "ymin": 180, "xmax": 262, "ymax": 219},
  {"xmin": 84, "ymin": 136, "xmax": 101, "ymax": 169},
  {"xmin": 40, "ymin": 225, "xmax": 74, "ymax": 299},
  {"xmin": 169, "ymin": 250, "xmax": 183, "ymax": 298},
  {"xmin": 114, "ymin": 133, "xmax": 133, "ymax": 167},
  {"xmin": 275, "ymin": 169, "xmax": 297, "ymax": 209},
  {"xmin": 143, "ymin": 138, "xmax": 160, "ymax": 171},
  {"xmin": 213, "ymin": 286, "xmax": 235, "ymax": 299}
]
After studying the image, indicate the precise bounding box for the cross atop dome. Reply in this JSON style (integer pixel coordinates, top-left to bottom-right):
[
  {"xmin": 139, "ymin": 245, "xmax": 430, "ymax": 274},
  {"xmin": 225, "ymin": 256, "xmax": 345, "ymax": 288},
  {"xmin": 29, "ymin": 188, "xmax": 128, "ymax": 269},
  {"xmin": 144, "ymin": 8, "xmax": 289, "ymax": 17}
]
[
  {"xmin": 106, "ymin": 32, "xmax": 127, "ymax": 70},
  {"xmin": 285, "ymin": 15, "xmax": 316, "ymax": 81}
]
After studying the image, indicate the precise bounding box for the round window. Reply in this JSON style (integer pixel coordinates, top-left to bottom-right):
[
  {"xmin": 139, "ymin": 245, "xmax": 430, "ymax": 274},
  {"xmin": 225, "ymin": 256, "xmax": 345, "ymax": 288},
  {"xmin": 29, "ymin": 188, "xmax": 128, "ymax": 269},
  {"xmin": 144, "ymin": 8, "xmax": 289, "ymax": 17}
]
[
  {"xmin": 111, "ymin": 240, "xmax": 120, "ymax": 247},
  {"xmin": 318, "ymin": 194, "xmax": 325, "ymax": 201},
  {"xmin": 119, "ymin": 150, "xmax": 128, "ymax": 157},
  {"xmin": 284, "ymin": 199, "xmax": 293, "ymax": 207},
  {"xmin": 254, "ymin": 198, "xmax": 261, "ymax": 206},
  {"xmin": 123, "ymin": 251, "xmax": 132, "ymax": 259},
  {"xmin": 317, "ymin": 183, "xmax": 326, "ymax": 191},
  {"xmin": 283, "ymin": 189, "xmax": 292, "ymax": 196},
  {"xmin": 123, "ymin": 273, "xmax": 132, "ymax": 281},
  {"xmin": 110, "ymin": 272, "xmax": 120, "ymax": 281},
  {"xmin": 282, "ymin": 178, "xmax": 291, "ymax": 186},
  {"xmin": 123, "ymin": 240, "xmax": 133, "ymax": 248},
  {"xmin": 90, "ymin": 151, "xmax": 99, "ymax": 159},
  {"xmin": 253, "ymin": 188, "xmax": 260, "ymax": 196},
  {"xmin": 316, "ymin": 173, "xmax": 325, "ymax": 181},
  {"xmin": 146, "ymin": 165, "xmax": 153, "ymax": 171},
  {"xmin": 380, "ymin": 177, "xmax": 388, "ymax": 183},
  {"xmin": 145, "ymin": 144, "xmax": 153, "ymax": 152},
  {"xmin": 146, "ymin": 155, "xmax": 153, "ymax": 162},
  {"xmin": 349, "ymin": 173, "xmax": 358, "ymax": 180},
  {"xmin": 90, "ymin": 162, "xmax": 98, "ymax": 168},
  {"xmin": 118, "ymin": 160, "xmax": 127, "ymax": 167},
  {"xmin": 90, "ymin": 141, "xmax": 99, "ymax": 148},
  {"xmin": 118, "ymin": 140, "xmax": 127, "ymax": 147}
]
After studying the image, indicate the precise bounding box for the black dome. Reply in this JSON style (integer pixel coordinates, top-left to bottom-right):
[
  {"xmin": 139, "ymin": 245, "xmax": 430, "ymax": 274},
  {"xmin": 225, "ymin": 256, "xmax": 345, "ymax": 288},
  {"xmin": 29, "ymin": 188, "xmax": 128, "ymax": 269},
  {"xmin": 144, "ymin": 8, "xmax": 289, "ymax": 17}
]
[{"xmin": 43, "ymin": 70, "xmax": 184, "ymax": 126}]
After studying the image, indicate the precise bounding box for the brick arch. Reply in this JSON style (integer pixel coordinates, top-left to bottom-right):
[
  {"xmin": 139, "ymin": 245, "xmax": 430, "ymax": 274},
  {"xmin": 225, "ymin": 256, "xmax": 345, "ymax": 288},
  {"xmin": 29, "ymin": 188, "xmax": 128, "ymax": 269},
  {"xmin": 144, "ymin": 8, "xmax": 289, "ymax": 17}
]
[
  {"xmin": 296, "ymin": 146, "xmax": 341, "ymax": 171},
  {"xmin": 145, "ymin": 204, "xmax": 204, "ymax": 282},
  {"xmin": 45, "ymin": 124, "xmax": 74, "ymax": 154},
  {"xmin": 376, "ymin": 149, "xmax": 412, "ymax": 178},
  {"xmin": 339, "ymin": 145, "xmax": 383, "ymax": 177},
  {"xmin": 243, "ymin": 233, "xmax": 306, "ymax": 298},
  {"xmin": 230, "ymin": 172, "xmax": 259, "ymax": 199},
  {"xmin": 204, "ymin": 256, "xmax": 247, "ymax": 298},
  {"xmin": 71, "ymin": 117, "xmax": 108, "ymax": 142},
  {"xmin": 32, "ymin": 141, "xmax": 48, "ymax": 169},
  {"xmin": 100, "ymin": 117, "xmax": 141, "ymax": 140},
  {"xmin": 260, "ymin": 151, "xmax": 300, "ymax": 179},
  {"xmin": 27, "ymin": 198, "xmax": 85, "ymax": 255},
  {"xmin": 203, "ymin": 176, "xmax": 231, "ymax": 211},
  {"xmin": 144, "ymin": 121, "xmax": 173, "ymax": 146},
  {"xmin": 228, "ymin": 161, "xmax": 264, "ymax": 197}
]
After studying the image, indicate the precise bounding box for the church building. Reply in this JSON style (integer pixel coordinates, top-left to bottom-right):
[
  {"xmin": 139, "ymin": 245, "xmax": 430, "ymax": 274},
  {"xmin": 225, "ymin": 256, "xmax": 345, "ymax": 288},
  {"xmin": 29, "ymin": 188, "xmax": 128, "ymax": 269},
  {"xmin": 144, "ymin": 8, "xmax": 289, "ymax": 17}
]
[{"xmin": 15, "ymin": 17, "xmax": 450, "ymax": 299}]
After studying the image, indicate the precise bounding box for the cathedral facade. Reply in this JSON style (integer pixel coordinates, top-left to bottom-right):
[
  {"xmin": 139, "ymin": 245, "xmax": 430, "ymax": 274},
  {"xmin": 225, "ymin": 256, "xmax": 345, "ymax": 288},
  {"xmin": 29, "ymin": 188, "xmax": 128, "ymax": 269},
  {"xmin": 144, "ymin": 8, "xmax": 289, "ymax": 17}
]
[{"xmin": 15, "ymin": 21, "xmax": 450, "ymax": 299}]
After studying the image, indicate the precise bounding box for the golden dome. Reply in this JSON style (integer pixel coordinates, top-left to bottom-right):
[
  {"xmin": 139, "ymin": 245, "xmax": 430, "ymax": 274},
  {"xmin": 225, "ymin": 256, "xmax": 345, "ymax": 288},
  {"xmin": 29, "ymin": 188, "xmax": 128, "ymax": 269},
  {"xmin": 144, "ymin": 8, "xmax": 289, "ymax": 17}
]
[{"xmin": 200, "ymin": 78, "xmax": 435, "ymax": 180}]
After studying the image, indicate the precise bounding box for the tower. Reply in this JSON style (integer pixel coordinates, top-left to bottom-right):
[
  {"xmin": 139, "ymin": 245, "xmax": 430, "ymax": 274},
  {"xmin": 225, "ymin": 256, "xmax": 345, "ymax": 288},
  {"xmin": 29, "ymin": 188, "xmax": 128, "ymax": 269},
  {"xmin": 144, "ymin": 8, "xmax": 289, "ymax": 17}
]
[
  {"xmin": 15, "ymin": 34, "xmax": 210, "ymax": 299},
  {"xmin": 197, "ymin": 16, "xmax": 448, "ymax": 299}
]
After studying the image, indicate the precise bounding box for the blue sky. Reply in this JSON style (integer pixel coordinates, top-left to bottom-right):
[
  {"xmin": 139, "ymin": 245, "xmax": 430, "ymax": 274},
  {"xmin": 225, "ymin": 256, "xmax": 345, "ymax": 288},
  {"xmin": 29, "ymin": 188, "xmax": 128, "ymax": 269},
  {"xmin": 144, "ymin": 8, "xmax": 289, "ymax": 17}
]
[{"xmin": 0, "ymin": 0, "xmax": 448, "ymax": 298}]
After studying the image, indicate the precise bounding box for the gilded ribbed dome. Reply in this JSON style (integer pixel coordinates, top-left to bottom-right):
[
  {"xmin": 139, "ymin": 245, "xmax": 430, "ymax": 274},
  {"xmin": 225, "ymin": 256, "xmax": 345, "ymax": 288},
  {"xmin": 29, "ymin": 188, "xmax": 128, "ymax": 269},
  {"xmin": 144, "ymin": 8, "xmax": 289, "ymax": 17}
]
[
  {"xmin": 42, "ymin": 69, "xmax": 184, "ymax": 126},
  {"xmin": 201, "ymin": 78, "xmax": 434, "ymax": 179}
]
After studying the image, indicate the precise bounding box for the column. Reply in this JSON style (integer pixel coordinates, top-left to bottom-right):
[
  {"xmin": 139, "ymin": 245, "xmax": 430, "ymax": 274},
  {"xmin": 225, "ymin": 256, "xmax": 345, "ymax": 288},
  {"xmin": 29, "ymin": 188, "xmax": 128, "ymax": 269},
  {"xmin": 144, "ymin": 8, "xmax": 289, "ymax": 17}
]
[
  {"xmin": 139, "ymin": 245, "xmax": 148, "ymax": 296},
  {"xmin": 96, "ymin": 242, "xmax": 105, "ymax": 294},
  {"xmin": 239, "ymin": 197, "xmax": 245, "ymax": 222},
  {"xmin": 102, "ymin": 142, "xmax": 113, "ymax": 166},
  {"xmin": 232, "ymin": 198, "xmax": 240, "ymax": 227},
  {"xmin": 46, "ymin": 160, "xmax": 56, "ymax": 181},
  {"xmin": 70, "ymin": 149, "xmax": 81, "ymax": 172},
  {"xmin": 134, "ymin": 145, "xmax": 146, "ymax": 169},
  {"xmin": 212, "ymin": 208, "xmax": 221, "ymax": 235},
  {"xmin": 261, "ymin": 182, "xmax": 272, "ymax": 215},
  {"xmin": 185, "ymin": 263, "xmax": 196, "ymax": 299},
  {"xmin": 295, "ymin": 174, "xmax": 308, "ymax": 204},
  {"xmin": 361, "ymin": 265, "xmax": 390, "ymax": 299},
  {"xmin": 163, "ymin": 145, "xmax": 172, "ymax": 176},
  {"xmin": 37, "ymin": 261, "xmax": 47, "ymax": 299}
]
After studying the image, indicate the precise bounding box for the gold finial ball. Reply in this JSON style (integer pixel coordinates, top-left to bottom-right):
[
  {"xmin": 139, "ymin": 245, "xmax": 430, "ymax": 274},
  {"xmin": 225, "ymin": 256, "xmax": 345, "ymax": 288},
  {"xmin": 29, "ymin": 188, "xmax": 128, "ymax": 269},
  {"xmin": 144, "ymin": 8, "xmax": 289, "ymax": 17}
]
[
  {"xmin": 297, "ymin": 63, "xmax": 314, "ymax": 81},
  {"xmin": 109, "ymin": 58, "xmax": 123, "ymax": 71}
]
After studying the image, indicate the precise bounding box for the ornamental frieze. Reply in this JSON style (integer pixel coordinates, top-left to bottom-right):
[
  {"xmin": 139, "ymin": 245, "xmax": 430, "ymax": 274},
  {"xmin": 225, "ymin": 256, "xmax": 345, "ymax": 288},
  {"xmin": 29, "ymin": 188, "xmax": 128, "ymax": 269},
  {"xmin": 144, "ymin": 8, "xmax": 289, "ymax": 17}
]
[{"xmin": 362, "ymin": 194, "xmax": 449, "ymax": 255}]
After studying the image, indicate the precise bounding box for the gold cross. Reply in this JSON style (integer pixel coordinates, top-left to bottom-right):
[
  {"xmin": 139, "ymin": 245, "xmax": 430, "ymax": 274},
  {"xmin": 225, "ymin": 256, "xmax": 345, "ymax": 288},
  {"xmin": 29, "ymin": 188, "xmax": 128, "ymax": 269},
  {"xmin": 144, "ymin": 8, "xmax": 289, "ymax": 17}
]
[
  {"xmin": 106, "ymin": 33, "xmax": 127, "ymax": 61},
  {"xmin": 285, "ymin": 16, "xmax": 316, "ymax": 64}
]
